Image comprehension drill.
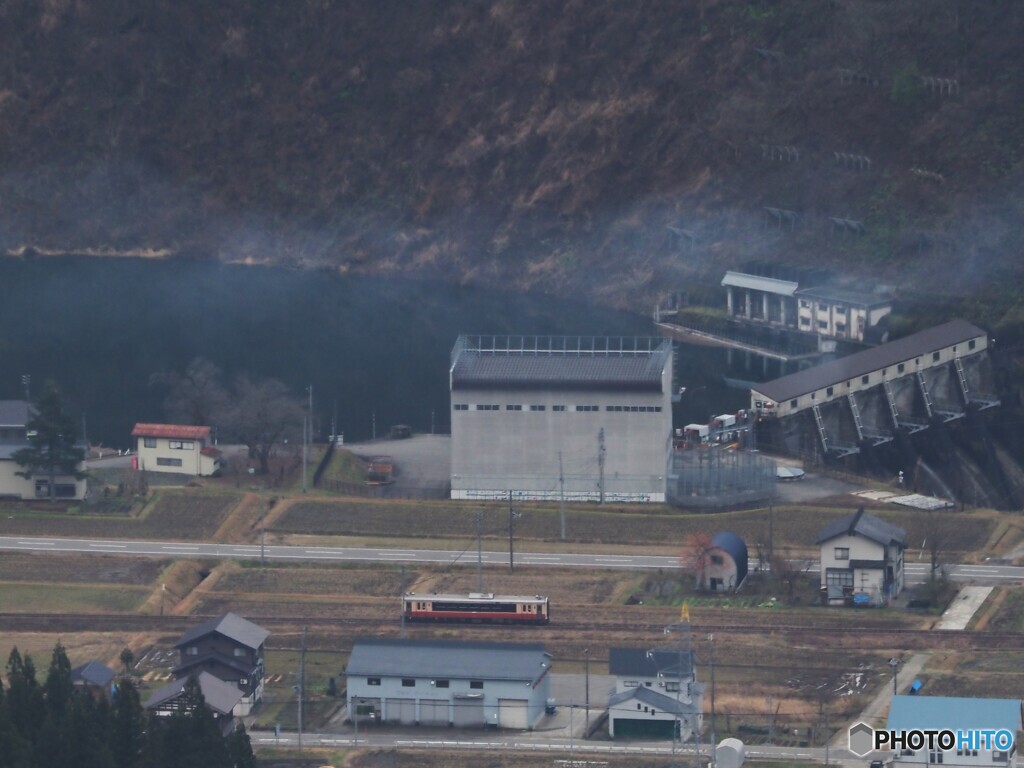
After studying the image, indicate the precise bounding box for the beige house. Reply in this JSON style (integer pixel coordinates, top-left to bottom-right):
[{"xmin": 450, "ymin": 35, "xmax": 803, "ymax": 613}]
[
  {"xmin": 131, "ymin": 423, "xmax": 222, "ymax": 476},
  {"xmin": 0, "ymin": 400, "xmax": 87, "ymax": 500},
  {"xmin": 818, "ymin": 508, "xmax": 906, "ymax": 606}
]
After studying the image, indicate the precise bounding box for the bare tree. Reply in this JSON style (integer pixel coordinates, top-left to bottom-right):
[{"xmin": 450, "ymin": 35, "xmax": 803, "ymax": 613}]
[
  {"xmin": 224, "ymin": 375, "xmax": 304, "ymax": 475},
  {"xmin": 150, "ymin": 357, "xmax": 229, "ymax": 427},
  {"xmin": 682, "ymin": 532, "xmax": 715, "ymax": 590}
]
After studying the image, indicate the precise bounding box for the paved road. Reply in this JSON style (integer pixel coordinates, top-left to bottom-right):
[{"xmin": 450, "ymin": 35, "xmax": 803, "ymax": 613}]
[
  {"xmin": 250, "ymin": 728, "xmax": 857, "ymax": 764},
  {"xmin": 1, "ymin": 535, "xmax": 1023, "ymax": 584}
]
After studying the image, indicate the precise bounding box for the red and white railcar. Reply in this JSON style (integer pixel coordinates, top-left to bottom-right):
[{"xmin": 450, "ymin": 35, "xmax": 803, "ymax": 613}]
[{"xmin": 402, "ymin": 592, "xmax": 550, "ymax": 624}]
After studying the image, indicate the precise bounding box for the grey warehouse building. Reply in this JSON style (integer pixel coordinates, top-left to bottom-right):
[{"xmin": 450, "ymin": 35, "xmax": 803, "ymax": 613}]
[
  {"xmin": 345, "ymin": 638, "xmax": 552, "ymax": 730},
  {"xmin": 450, "ymin": 335, "xmax": 674, "ymax": 502}
]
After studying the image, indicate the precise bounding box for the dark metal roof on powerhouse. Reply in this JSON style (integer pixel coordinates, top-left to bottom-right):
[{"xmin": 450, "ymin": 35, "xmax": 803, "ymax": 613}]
[
  {"xmin": 346, "ymin": 638, "xmax": 551, "ymax": 682},
  {"xmin": 451, "ymin": 336, "xmax": 672, "ymax": 392},
  {"xmin": 752, "ymin": 320, "xmax": 987, "ymax": 403}
]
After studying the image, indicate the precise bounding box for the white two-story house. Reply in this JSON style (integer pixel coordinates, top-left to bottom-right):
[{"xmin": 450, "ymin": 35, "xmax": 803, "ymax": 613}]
[
  {"xmin": 131, "ymin": 423, "xmax": 222, "ymax": 476},
  {"xmin": 607, "ymin": 647, "xmax": 704, "ymax": 740},
  {"xmin": 818, "ymin": 508, "xmax": 906, "ymax": 606}
]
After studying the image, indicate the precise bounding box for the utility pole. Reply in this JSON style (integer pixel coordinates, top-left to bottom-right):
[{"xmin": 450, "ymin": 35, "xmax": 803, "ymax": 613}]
[
  {"xmin": 710, "ymin": 632, "xmax": 717, "ymax": 764},
  {"xmin": 476, "ymin": 509, "xmax": 484, "ymax": 593},
  {"xmin": 430, "ymin": 409, "xmax": 435, "ymax": 435},
  {"xmin": 400, "ymin": 565, "xmax": 407, "ymax": 639},
  {"xmin": 559, "ymin": 450, "xmax": 566, "ymax": 540},
  {"xmin": 656, "ymin": 604, "xmax": 693, "ymax": 764},
  {"xmin": 372, "ymin": 410, "xmax": 376, "ymax": 440},
  {"xmin": 584, "ymin": 647, "xmax": 590, "ymax": 736},
  {"xmin": 308, "ymin": 384, "xmax": 314, "ymax": 440},
  {"xmin": 302, "ymin": 415, "xmax": 308, "ymax": 494},
  {"xmin": 298, "ymin": 625, "xmax": 307, "ymax": 753},
  {"xmin": 768, "ymin": 497, "xmax": 774, "ymax": 565},
  {"xmin": 825, "ymin": 706, "xmax": 831, "ymax": 766},
  {"xmin": 597, "ymin": 428, "xmax": 606, "ymax": 504},
  {"xmin": 21, "ymin": 374, "xmax": 30, "ymax": 401},
  {"xmin": 260, "ymin": 491, "xmax": 266, "ymax": 565},
  {"xmin": 508, "ymin": 491, "xmax": 515, "ymax": 571}
]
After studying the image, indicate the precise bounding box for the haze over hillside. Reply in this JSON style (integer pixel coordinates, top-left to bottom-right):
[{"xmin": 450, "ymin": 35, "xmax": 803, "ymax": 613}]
[{"xmin": 1, "ymin": 0, "xmax": 1022, "ymax": 325}]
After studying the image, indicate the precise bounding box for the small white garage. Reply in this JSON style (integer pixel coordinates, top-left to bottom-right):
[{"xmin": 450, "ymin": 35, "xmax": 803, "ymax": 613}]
[{"xmin": 346, "ymin": 638, "xmax": 552, "ymax": 731}]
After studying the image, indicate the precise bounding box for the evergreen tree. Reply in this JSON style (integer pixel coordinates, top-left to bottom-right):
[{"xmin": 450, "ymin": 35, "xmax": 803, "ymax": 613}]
[
  {"xmin": 43, "ymin": 643, "xmax": 73, "ymax": 716},
  {"xmin": 147, "ymin": 677, "xmax": 229, "ymax": 768},
  {"xmin": 5, "ymin": 649, "xmax": 43, "ymax": 745},
  {"xmin": 111, "ymin": 679, "xmax": 145, "ymax": 768},
  {"xmin": 225, "ymin": 723, "xmax": 256, "ymax": 768},
  {"xmin": 66, "ymin": 692, "xmax": 115, "ymax": 768},
  {"xmin": 12, "ymin": 381, "xmax": 85, "ymax": 501},
  {"xmin": 35, "ymin": 644, "xmax": 76, "ymax": 768}
]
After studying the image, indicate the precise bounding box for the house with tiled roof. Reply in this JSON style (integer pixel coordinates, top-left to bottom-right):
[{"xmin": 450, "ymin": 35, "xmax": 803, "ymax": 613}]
[
  {"xmin": 173, "ymin": 613, "xmax": 269, "ymax": 716},
  {"xmin": 131, "ymin": 423, "xmax": 223, "ymax": 476},
  {"xmin": 817, "ymin": 507, "xmax": 907, "ymax": 605}
]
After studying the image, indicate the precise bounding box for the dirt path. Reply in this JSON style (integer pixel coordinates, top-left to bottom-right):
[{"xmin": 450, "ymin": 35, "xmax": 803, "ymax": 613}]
[
  {"xmin": 212, "ymin": 492, "xmax": 262, "ymax": 542},
  {"xmin": 172, "ymin": 562, "xmax": 237, "ymax": 615}
]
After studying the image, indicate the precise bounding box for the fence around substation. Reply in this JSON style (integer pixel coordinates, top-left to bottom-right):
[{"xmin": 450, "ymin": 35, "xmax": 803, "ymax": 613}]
[{"xmin": 667, "ymin": 449, "xmax": 777, "ymax": 509}]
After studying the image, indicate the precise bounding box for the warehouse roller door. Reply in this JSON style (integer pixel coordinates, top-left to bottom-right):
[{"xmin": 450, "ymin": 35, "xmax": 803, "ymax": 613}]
[
  {"xmin": 452, "ymin": 695, "xmax": 483, "ymax": 727},
  {"xmin": 498, "ymin": 698, "xmax": 528, "ymax": 729},
  {"xmin": 419, "ymin": 698, "xmax": 448, "ymax": 726},
  {"xmin": 385, "ymin": 698, "xmax": 416, "ymax": 725}
]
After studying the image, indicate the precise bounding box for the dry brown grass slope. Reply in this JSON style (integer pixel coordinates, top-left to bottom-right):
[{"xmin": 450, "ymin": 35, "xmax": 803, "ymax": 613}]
[{"xmin": 0, "ymin": 1, "xmax": 1022, "ymax": 321}]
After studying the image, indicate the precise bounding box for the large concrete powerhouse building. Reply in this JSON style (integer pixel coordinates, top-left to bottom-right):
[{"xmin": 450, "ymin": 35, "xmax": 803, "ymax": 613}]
[{"xmin": 450, "ymin": 336, "xmax": 674, "ymax": 502}]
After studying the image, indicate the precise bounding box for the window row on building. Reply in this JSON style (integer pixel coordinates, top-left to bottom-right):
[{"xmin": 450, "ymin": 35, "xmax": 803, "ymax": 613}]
[
  {"xmin": 142, "ymin": 437, "xmax": 196, "ymax": 450},
  {"xmin": 365, "ymin": 676, "xmax": 483, "ymax": 689},
  {"xmin": 453, "ymin": 403, "xmax": 662, "ymax": 413}
]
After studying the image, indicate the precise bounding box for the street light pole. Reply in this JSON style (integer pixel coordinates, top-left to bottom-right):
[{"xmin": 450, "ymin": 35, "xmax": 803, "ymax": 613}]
[
  {"xmin": 890, "ymin": 657, "xmax": 900, "ymax": 695},
  {"xmin": 584, "ymin": 648, "xmax": 590, "ymax": 737}
]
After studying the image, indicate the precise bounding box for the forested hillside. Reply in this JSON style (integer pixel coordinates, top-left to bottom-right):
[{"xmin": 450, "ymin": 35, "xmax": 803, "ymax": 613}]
[{"xmin": 1, "ymin": 1, "xmax": 1022, "ymax": 329}]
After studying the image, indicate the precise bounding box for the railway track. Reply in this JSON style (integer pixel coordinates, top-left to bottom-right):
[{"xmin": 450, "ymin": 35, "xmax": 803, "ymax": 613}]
[{"xmin": 3, "ymin": 612, "xmax": 1023, "ymax": 651}]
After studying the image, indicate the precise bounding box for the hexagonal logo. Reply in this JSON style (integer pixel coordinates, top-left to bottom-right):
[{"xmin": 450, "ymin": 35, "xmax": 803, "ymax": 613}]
[{"xmin": 849, "ymin": 721, "xmax": 875, "ymax": 757}]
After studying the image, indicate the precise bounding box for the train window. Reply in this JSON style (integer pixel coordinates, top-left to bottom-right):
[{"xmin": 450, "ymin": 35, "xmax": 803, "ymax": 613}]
[
  {"xmin": 402, "ymin": 679, "xmax": 416, "ymax": 687},
  {"xmin": 367, "ymin": 678, "xmax": 381, "ymax": 686},
  {"xmin": 470, "ymin": 680, "xmax": 484, "ymax": 689},
  {"xmin": 435, "ymin": 680, "xmax": 450, "ymax": 688}
]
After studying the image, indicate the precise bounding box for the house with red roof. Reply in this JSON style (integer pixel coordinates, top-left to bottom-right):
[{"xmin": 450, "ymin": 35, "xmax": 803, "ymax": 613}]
[{"xmin": 131, "ymin": 423, "xmax": 223, "ymax": 476}]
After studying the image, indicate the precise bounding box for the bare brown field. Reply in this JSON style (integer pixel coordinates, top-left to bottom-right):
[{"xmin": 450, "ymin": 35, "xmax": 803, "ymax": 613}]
[
  {"xmin": 0, "ymin": 552, "xmax": 167, "ymax": 584},
  {"xmin": 272, "ymin": 499, "xmax": 997, "ymax": 556},
  {"xmin": 0, "ymin": 489, "xmax": 240, "ymax": 539}
]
